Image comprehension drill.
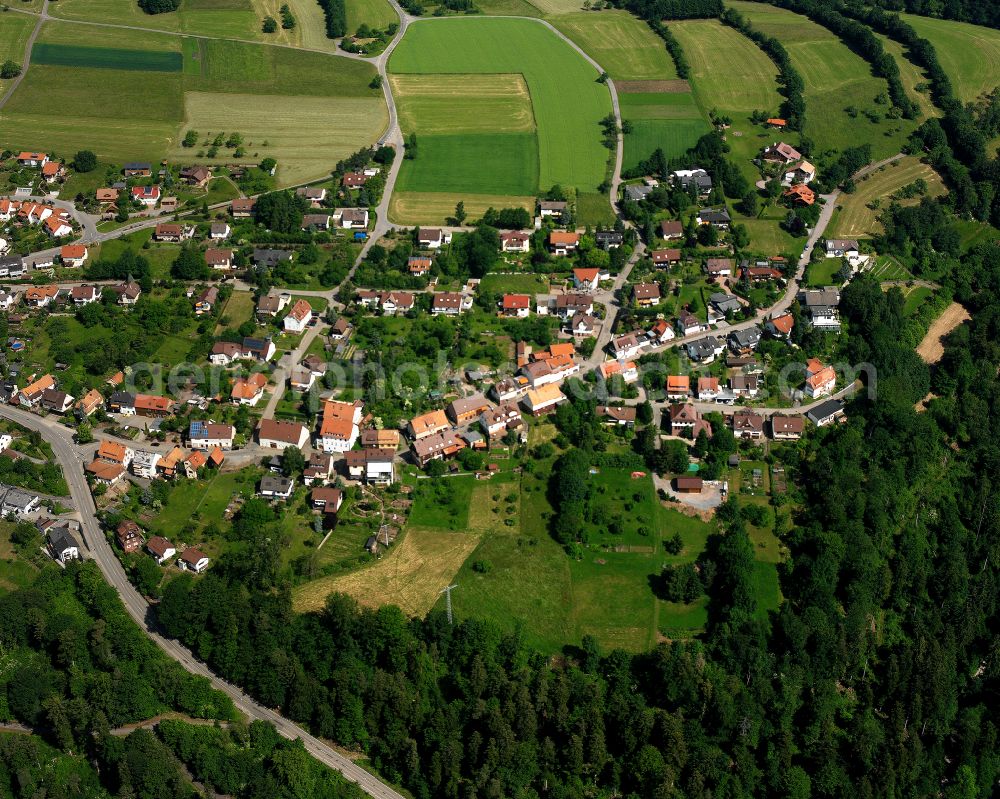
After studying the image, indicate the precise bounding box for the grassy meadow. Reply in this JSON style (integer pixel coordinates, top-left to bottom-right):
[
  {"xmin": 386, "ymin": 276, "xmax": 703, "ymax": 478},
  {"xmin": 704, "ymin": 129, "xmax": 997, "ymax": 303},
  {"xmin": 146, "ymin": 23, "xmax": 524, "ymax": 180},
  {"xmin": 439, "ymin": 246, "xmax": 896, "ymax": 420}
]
[
  {"xmin": 901, "ymin": 13, "xmax": 1000, "ymax": 103},
  {"xmin": 829, "ymin": 156, "xmax": 945, "ymax": 239},
  {"xmin": 390, "ymin": 74, "xmax": 536, "ymax": 135},
  {"xmin": 0, "ymin": 14, "xmax": 36, "ymax": 96},
  {"xmin": 0, "ymin": 21, "xmax": 384, "ymax": 186},
  {"xmin": 551, "ymin": 10, "xmax": 676, "ymax": 80},
  {"xmin": 388, "ymin": 191, "xmax": 535, "ymax": 224},
  {"xmin": 389, "ymin": 17, "xmax": 613, "ymax": 214},
  {"xmin": 619, "ymin": 91, "xmax": 709, "ymax": 170},
  {"xmin": 345, "ymin": 0, "xmax": 397, "ymax": 33},
  {"xmin": 727, "ymin": 1, "xmax": 918, "ymax": 160}
]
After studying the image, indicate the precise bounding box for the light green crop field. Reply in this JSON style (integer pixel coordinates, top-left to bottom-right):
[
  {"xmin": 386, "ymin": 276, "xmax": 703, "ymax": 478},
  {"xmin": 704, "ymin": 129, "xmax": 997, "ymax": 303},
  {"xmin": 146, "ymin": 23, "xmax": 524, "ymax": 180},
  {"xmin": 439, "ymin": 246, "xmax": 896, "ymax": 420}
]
[
  {"xmin": 0, "ymin": 14, "xmax": 35, "ymax": 97},
  {"xmin": 828, "ymin": 156, "xmax": 945, "ymax": 239},
  {"xmin": 0, "ymin": 23, "xmax": 384, "ymax": 185},
  {"xmin": 32, "ymin": 43, "xmax": 184, "ymax": 71},
  {"xmin": 345, "ymin": 0, "xmax": 397, "ymax": 33},
  {"xmin": 551, "ymin": 10, "xmax": 676, "ymax": 81},
  {"xmin": 390, "ymin": 74, "xmax": 536, "ymax": 134},
  {"xmin": 619, "ymin": 91, "xmax": 709, "ymax": 170},
  {"xmin": 47, "ymin": 0, "xmax": 337, "ymax": 50},
  {"xmin": 389, "ymin": 18, "xmax": 613, "ymax": 202},
  {"xmin": 901, "ymin": 13, "xmax": 1000, "ymax": 103},
  {"xmin": 672, "ymin": 19, "xmax": 780, "ymax": 115},
  {"xmin": 727, "ymin": 1, "xmax": 918, "ymax": 159},
  {"xmin": 389, "ymin": 191, "xmax": 535, "ymax": 224},
  {"xmin": 395, "ymin": 132, "xmax": 540, "ymax": 195}
]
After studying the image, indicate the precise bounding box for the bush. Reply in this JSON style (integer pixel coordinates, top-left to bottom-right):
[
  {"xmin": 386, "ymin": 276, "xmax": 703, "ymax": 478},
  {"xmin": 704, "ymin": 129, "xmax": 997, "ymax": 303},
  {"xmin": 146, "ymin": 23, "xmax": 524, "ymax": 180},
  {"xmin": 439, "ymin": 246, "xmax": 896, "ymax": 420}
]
[{"xmin": 73, "ymin": 150, "xmax": 97, "ymax": 173}]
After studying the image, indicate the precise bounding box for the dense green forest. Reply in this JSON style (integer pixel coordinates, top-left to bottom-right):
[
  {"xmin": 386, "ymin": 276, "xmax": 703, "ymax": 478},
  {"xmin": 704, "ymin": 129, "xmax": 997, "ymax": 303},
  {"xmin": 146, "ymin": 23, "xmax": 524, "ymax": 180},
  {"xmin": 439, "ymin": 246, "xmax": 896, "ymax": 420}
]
[{"xmin": 154, "ymin": 222, "xmax": 1000, "ymax": 795}]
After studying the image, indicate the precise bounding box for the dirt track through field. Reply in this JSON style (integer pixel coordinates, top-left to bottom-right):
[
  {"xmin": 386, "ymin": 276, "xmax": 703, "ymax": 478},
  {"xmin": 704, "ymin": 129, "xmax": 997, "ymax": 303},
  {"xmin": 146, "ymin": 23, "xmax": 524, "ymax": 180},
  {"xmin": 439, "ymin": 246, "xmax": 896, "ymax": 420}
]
[{"xmin": 916, "ymin": 302, "xmax": 970, "ymax": 363}]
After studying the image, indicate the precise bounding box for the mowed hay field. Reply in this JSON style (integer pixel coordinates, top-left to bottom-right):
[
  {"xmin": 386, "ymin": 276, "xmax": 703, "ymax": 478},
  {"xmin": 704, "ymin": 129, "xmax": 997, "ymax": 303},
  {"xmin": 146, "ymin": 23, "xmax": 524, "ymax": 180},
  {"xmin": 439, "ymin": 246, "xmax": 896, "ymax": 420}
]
[
  {"xmin": 345, "ymin": 0, "xmax": 397, "ymax": 33},
  {"xmin": 390, "ymin": 74, "xmax": 536, "ymax": 135},
  {"xmin": 552, "ymin": 10, "xmax": 677, "ymax": 80},
  {"xmin": 389, "ymin": 18, "xmax": 612, "ymax": 205},
  {"xmin": 48, "ymin": 0, "xmax": 339, "ymax": 51},
  {"xmin": 877, "ymin": 33, "xmax": 938, "ymax": 118},
  {"xmin": 902, "ymin": 14, "xmax": 1000, "ymax": 103},
  {"xmin": 389, "ymin": 191, "xmax": 535, "ymax": 224},
  {"xmin": 829, "ymin": 156, "xmax": 945, "ymax": 239},
  {"xmin": 0, "ymin": 22, "xmax": 385, "ymax": 186},
  {"xmin": 619, "ymin": 90, "xmax": 710, "ymax": 170},
  {"xmin": 727, "ymin": 1, "xmax": 918, "ymax": 159},
  {"xmin": 0, "ymin": 14, "xmax": 35, "ymax": 96},
  {"xmin": 170, "ymin": 92, "xmax": 387, "ymax": 185}
]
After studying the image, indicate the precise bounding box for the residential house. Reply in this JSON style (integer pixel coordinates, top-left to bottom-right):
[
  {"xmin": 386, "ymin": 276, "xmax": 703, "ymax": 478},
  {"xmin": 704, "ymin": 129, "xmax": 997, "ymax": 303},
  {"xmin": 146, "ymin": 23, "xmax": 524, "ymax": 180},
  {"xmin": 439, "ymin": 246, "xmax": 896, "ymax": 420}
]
[
  {"xmin": 86, "ymin": 459, "xmax": 125, "ymax": 485},
  {"xmin": 624, "ymin": 184, "xmax": 652, "ymax": 203},
  {"xmin": 283, "ymin": 299, "xmax": 313, "ymax": 333},
  {"xmin": 785, "ymin": 160, "xmax": 816, "ymax": 185},
  {"xmin": 179, "ymin": 166, "xmax": 211, "ymax": 187},
  {"xmin": 316, "ymin": 399, "xmax": 362, "ymax": 453},
  {"xmin": 131, "ymin": 185, "xmax": 160, "ymax": 207},
  {"xmin": 771, "ymin": 415, "xmax": 805, "ymax": 439},
  {"xmin": 253, "ymin": 248, "xmax": 293, "ymax": 269},
  {"xmin": 330, "ymin": 317, "xmax": 351, "ymax": 339},
  {"xmin": 209, "ymin": 222, "xmax": 230, "ymax": 240},
  {"xmin": 659, "ymin": 220, "xmax": 684, "ymax": 240},
  {"xmin": 431, "ymin": 292, "xmax": 471, "ymax": 315},
  {"xmin": 553, "ymin": 294, "xmax": 594, "ymax": 319},
  {"xmin": 360, "ymin": 428, "xmax": 400, "ymax": 451},
  {"xmin": 312, "ymin": 487, "xmax": 343, "ymax": 513},
  {"xmin": 598, "ymin": 359, "xmax": 639, "ymax": 383},
  {"xmin": 696, "ymin": 208, "xmax": 731, "ymax": 228},
  {"xmin": 116, "ymin": 521, "xmax": 145, "ymax": 553},
  {"xmin": 205, "ymin": 248, "xmax": 234, "ymax": 270},
  {"xmin": 209, "ymin": 341, "xmax": 245, "ymax": 365},
  {"xmin": 380, "ymin": 291, "xmax": 414, "ymax": 315},
  {"xmin": 257, "ymin": 418, "xmax": 310, "ymax": 450},
  {"xmin": 301, "ymin": 214, "xmax": 331, "ymax": 232},
  {"xmin": 147, "ymin": 536, "xmax": 176, "ymax": 565},
  {"xmin": 70, "ymin": 285, "xmax": 101, "ymax": 306},
  {"xmin": 112, "ymin": 282, "xmax": 142, "ymax": 306},
  {"xmin": 539, "ymin": 200, "xmax": 567, "ymax": 217},
  {"xmin": 122, "ymin": 161, "xmax": 151, "ymax": 176},
  {"xmin": 230, "ymin": 198, "xmax": 255, "ymax": 218},
  {"xmin": 710, "ymin": 292, "xmax": 741, "ymax": 317},
  {"xmin": 766, "ymin": 313, "xmax": 794, "ymax": 339},
  {"xmin": 447, "ymin": 394, "xmax": 491, "ymax": 425},
  {"xmin": 480, "ymin": 403, "xmax": 523, "ymax": 443},
  {"xmin": 784, "ymin": 184, "xmax": 815, "ymax": 206},
  {"xmin": 596, "ymin": 405, "xmax": 636, "ymax": 427},
  {"xmin": 338, "ymin": 208, "xmax": 369, "ymax": 229},
  {"xmin": 154, "ymin": 223, "xmax": 192, "ymax": 242},
  {"xmin": 697, "ymin": 376, "xmax": 720, "ymax": 400},
  {"xmin": 131, "ymin": 450, "xmax": 161, "ymax": 479},
  {"xmin": 568, "ymin": 312, "xmax": 599, "ymax": 337},
  {"xmin": 761, "ymin": 141, "xmax": 801, "ymax": 164},
  {"xmin": 408, "ymin": 256, "xmax": 432, "ymax": 275},
  {"xmin": 48, "ymin": 527, "xmax": 80, "ymax": 564},
  {"xmin": 595, "ymin": 230, "xmax": 623, "ymax": 250},
  {"xmin": 296, "ymin": 187, "xmax": 327, "ymax": 207},
  {"xmin": 573, "ymin": 268, "xmax": 600, "ymax": 291},
  {"xmin": 728, "ymin": 326, "xmax": 762, "ymax": 355},
  {"xmin": 242, "ymin": 337, "xmax": 276, "ymax": 362},
  {"xmin": 194, "ymin": 286, "xmax": 218, "ymax": 315},
  {"xmin": 522, "ymin": 383, "xmax": 566, "ymax": 416},
  {"xmin": 418, "ymin": 228, "xmax": 452, "ymax": 249},
  {"xmin": 231, "ymin": 373, "xmax": 268, "ymax": 406},
  {"xmin": 134, "ymin": 394, "xmax": 173, "ymax": 417},
  {"xmin": 500, "ymin": 231, "xmax": 531, "ymax": 253},
  {"xmin": 675, "ymin": 476, "xmax": 704, "ymax": 493},
  {"xmin": 411, "ymin": 429, "xmax": 466, "ymax": 467},
  {"xmin": 60, "ymin": 245, "xmax": 88, "ymax": 268},
  {"xmin": 303, "ymin": 452, "xmax": 335, "ymax": 485},
  {"xmin": 17, "ymin": 152, "xmax": 48, "ymax": 168},
  {"xmin": 43, "ymin": 216, "xmax": 73, "ymax": 238},
  {"xmin": 107, "ymin": 391, "xmax": 136, "ymax": 415},
  {"xmin": 259, "ymin": 475, "xmax": 295, "ymax": 499},
  {"xmin": 550, "ymin": 231, "xmax": 580, "ymax": 256},
  {"xmin": 408, "ymin": 409, "xmax": 450, "ymax": 440},
  {"xmin": 686, "ymin": 336, "xmax": 725, "ymax": 363},
  {"xmin": 633, "ymin": 283, "xmax": 661, "ymax": 307},
  {"xmin": 668, "ymin": 403, "xmax": 700, "ymax": 435},
  {"xmin": 17, "ymin": 374, "xmax": 56, "ymax": 407},
  {"xmin": 489, "ymin": 376, "xmax": 529, "ymax": 403},
  {"xmin": 676, "ymin": 311, "xmax": 705, "ymax": 337},
  {"xmin": 184, "ymin": 450, "xmax": 207, "ymax": 479},
  {"xmin": 672, "ymin": 168, "xmax": 713, "ymax": 195},
  {"xmin": 500, "ymin": 294, "xmax": 531, "ymax": 318},
  {"xmin": 75, "ymin": 388, "xmax": 104, "ymax": 417},
  {"xmin": 805, "ymin": 360, "xmax": 836, "ymax": 398},
  {"xmin": 666, "ymin": 375, "xmax": 690, "ymax": 400},
  {"xmin": 0, "ymin": 485, "xmax": 41, "ymax": 516},
  {"xmin": 732, "ymin": 410, "xmax": 765, "ymax": 439},
  {"xmin": 651, "ymin": 248, "xmax": 681, "ymax": 267},
  {"xmin": 189, "ymin": 421, "xmax": 236, "ymax": 450},
  {"xmin": 730, "ymin": 373, "xmax": 761, "ymax": 398},
  {"xmin": 41, "ymin": 388, "xmax": 74, "ymax": 413},
  {"xmin": 705, "ymin": 258, "xmax": 734, "ymax": 278},
  {"xmin": 179, "ymin": 547, "xmax": 210, "ymax": 573},
  {"xmin": 806, "ymin": 399, "xmax": 845, "ymax": 427},
  {"xmin": 612, "ymin": 332, "xmax": 645, "ymax": 360},
  {"xmin": 256, "ymin": 290, "xmax": 291, "ymax": 319},
  {"xmin": 648, "ymin": 319, "xmax": 675, "ymax": 345},
  {"xmin": 342, "ymin": 171, "xmax": 367, "ymax": 189},
  {"xmin": 41, "ymin": 161, "xmax": 65, "ymax": 183},
  {"xmin": 825, "ymin": 239, "xmax": 860, "ymax": 259}
]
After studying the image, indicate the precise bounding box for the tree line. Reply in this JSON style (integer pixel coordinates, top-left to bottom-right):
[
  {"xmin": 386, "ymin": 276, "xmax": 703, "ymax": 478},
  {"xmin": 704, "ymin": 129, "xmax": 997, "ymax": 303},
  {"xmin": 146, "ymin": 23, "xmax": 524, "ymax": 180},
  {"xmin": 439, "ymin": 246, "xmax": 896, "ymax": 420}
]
[
  {"xmin": 871, "ymin": 0, "xmax": 1000, "ymax": 29},
  {"xmin": 318, "ymin": 0, "xmax": 347, "ymax": 38}
]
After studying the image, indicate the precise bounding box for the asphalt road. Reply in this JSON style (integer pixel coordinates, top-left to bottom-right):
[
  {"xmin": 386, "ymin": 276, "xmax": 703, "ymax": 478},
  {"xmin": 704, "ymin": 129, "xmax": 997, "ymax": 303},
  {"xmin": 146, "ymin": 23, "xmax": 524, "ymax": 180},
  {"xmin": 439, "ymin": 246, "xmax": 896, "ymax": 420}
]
[{"xmin": 0, "ymin": 403, "xmax": 406, "ymax": 799}]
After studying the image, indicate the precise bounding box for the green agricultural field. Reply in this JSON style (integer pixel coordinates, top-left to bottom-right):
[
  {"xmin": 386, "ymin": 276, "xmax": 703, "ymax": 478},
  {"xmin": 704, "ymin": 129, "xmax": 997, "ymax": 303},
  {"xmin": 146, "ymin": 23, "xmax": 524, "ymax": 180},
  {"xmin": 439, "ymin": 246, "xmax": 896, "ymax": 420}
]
[
  {"xmin": 619, "ymin": 90, "xmax": 709, "ymax": 170},
  {"xmin": 0, "ymin": 15, "xmax": 35, "ymax": 89},
  {"xmin": 902, "ymin": 13, "xmax": 1000, "ymax": 103},
  {"xmin": 0, "ymin": 23, "xmax": 384, "ymax": 186},
  {"xmin": 672, "ymin": 19, "xmax": 780, "ymax": 115},
  {"xmin": 389, "ymin": 18, "xmax": 613, "ymax": 214},
  {"xmin": 32, "ymin": 43, "xmax": 183, "ymax": 72},
  {"xmin": 876, "ymin": 33, "xmax": 938, "ymax": 118},
  {"xmin": 390, "ymin": 74, "xmax": 536, "ymax": 135},
  {"xmin": 345, "ymin": 0, "xmax": 397, "ymax": 33},
  {"xmin": 552, "ymin": 10, "xmax": 676, "ymax": 81},
  {"xmin": 727, "ymin": 1, "xmax": 918, "ymax": 160},
  {"xmin": 395, "ymin": 132, "xmax": 539, "ymax": 195},
  {"xmin": 829, "ymin": 156, "xmax": 945, "ymax": 239},
  {"xmin": 479, "ymin": 273, "xmax": 550, "ymax": 294},
  {"xmin": 806, "ymin": 257, "xmax": 844, "ymax": 287},
  {"xmin": 389, "ymin": 191, "xmax": 535, "ymax": 225},
  {"xmin": 576, "ymin": 190, "xmax": 615, "ymax": 226}
]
